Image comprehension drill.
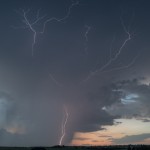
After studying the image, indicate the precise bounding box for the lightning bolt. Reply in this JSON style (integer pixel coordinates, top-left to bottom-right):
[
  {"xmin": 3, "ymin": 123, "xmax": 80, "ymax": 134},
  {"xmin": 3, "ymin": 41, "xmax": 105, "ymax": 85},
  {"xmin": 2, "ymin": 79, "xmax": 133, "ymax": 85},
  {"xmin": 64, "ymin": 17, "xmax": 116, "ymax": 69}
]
[
  {"xmin": 59, "ymin": 105, "xmax": 69, "ymax": 145},
  {"xmin": 12, "ymin": 9, "xmax": 46, "ymax": 56},
  {"xmin": 13, "ymin": 2, "xmax": 78, "ymax": 144},
  {"xmin": 82, "ymin": 16, "xmax": 134, "ymax": 83},
  {"xmin": 41, "ymin": 0, "xmax": 79, "ymax": 34},
  {"xmin": 101, "ymin": 53, "xmax": 139, "ymax": 73},
  {"xmin": 22, "ymin": 9, "xmax": 43, "ymax": 56},
  {"xmin": 13, "ymin": 3, "xmax": 138, "ymax": 145},
  {"xmin": 14, "ymin": 0, "xmax": 79, "ymax": 56}
]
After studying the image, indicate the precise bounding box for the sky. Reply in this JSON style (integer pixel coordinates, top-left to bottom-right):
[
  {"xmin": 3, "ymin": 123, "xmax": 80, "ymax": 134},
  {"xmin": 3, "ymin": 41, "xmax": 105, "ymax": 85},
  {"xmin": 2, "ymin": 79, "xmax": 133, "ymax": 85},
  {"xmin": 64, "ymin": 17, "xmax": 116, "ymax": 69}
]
[{"xmin": 0, "ymin": 0, "xmax": 150, "ymax": 146}]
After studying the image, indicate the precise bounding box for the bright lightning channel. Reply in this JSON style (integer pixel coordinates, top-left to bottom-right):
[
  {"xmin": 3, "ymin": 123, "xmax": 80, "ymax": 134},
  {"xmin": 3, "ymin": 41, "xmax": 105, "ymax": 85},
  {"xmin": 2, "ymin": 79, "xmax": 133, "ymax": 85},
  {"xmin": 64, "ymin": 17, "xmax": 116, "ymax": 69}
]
[
  {"xmin": 59, "ymin": 105, "xmax": 69, "ymax": 145},
  {"xmin": 82, "ymin": 16, "xmax": 134, "ymax": 83},
  {"xmin": 14, "ymin": 0, "xmax": 79, "ymax": 56}
]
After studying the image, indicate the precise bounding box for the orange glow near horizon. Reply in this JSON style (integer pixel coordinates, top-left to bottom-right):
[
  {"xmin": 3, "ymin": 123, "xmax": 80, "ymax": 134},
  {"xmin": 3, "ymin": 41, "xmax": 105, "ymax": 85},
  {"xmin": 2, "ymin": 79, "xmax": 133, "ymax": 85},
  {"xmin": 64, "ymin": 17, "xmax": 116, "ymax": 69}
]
[
  {"xmin": 71, "ymin": 132, "xmax": 112, "ymax": 146},
  {"xmin": 5, "ymin": 126, "xmax": 25, "ymax": 134},
  {"xmin": 70, "ymin": 118, "xmax": 150, "ymax": 146}
]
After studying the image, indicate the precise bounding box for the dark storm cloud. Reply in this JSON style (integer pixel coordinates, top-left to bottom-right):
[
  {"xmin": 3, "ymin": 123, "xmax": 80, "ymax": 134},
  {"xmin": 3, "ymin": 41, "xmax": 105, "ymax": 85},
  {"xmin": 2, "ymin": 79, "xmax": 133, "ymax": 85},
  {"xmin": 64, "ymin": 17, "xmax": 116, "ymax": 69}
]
[
  {"xmin": 0, "ymin": 0, "xmax": 150, "ymax": 146},
  {"xmin": 62, "ymin": 83, "xmax": 122, "ymax": 143},
  {"xmin": 63, "ymin": 103, "xmax": 118, "ymax": 144},
  {"xmin": 74, "ymin": 111, "xmax": 117, "ymax": 132},
  {"xmin": 103, "ymin": 78, "xmax": 150, "ymax": 118},
  {"xmin": 112, "ymin": 133, "xmax": 150, "ymax": 144},
  {"xmin": 137, "ymin": 118, "xmax": 150, "ymax": 122},
  {"xmin": 65, "ymin": 78, "xmax": 150, "ymax": 143},
  {"xmin": 74, "ymin": 137, "xmax": 90, "ymax": 141}
]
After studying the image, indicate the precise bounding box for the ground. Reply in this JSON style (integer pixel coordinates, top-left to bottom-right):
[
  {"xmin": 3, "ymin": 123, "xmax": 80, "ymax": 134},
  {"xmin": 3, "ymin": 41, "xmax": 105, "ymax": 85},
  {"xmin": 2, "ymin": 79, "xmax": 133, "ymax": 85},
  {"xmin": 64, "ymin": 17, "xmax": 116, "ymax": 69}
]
[{"xmin": 0, "ymin": 145, "xmax": 150, "ymax": 150}]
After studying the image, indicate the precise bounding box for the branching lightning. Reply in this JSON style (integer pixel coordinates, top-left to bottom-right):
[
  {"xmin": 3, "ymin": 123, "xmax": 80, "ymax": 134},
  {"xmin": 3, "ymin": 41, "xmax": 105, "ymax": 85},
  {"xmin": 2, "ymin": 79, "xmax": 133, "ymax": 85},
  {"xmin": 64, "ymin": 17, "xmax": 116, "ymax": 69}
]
[
  {"xmin": 22, "ymin": 9, "xmax": 44, "ymax": 56},
  {"xmin": 59, "ymin": 105, "xmax": 69, "ymax": 145},
  {"xmin": 13, "ymin": 1, "xmax": 139, "ymax": 145},
  {"xmin": 14, "ymin": 0, "xmax": 79, "ymax": 56},
  {"xmin": 13, "ymin": 1, "xmax": 78, "ymax": 145},
  {"xmin": 101, "ymin": 52, "xmax": 139, "ymax": 74},
  {"xmin": 82, "ymin": 16, "xmax": 134, "ymax": 83},
  {"xmin": 40, "ymin": 0, "xmax": 79, "ymax": 34}
]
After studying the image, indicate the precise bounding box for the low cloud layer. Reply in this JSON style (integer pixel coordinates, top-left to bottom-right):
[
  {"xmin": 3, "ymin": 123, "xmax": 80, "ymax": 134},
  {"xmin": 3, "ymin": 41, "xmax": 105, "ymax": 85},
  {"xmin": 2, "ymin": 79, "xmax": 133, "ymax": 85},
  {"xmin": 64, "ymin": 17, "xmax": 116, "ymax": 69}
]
[
  {"xmin": 112, "ymin": 133, "xmax": 150, "ymax": 144},
  {"xmin": 102, "ymin": 79, "xmax": 150, "ymax": 119}
]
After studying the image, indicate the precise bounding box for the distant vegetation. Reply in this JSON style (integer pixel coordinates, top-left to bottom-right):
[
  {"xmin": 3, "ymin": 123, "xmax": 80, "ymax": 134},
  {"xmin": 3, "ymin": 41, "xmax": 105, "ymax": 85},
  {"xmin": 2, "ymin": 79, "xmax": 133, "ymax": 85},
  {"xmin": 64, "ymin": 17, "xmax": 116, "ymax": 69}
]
[{"xmin": 0, "ymin": 145, "xmax": 150, "ymax": 150}]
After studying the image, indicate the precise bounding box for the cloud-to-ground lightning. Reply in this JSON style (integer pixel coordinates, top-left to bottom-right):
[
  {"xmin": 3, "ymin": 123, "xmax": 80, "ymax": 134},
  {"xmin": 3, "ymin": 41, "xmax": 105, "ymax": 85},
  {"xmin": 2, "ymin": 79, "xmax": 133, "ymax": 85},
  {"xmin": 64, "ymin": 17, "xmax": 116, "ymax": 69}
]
[
  {"xmin": 14, "ymin": 0, "xmax": 79, "ymax": 56},
  {"xmin": 13, "ymin": 1, "xmax": 140, "ymax": 146},
  {"xmin": 13, "ymin": 1, "xmax": 78, "ymax": 144},
  {"xmin": 82, "ymin": 16, "xmax": 135, "ymax": 83},
  {"xmin": 84, "ymin": 25, "xmax": 91, "ymax": 55},
  {"xmin": 59, "ymin": 105, "xmax": 69, "ymax": 145}
]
